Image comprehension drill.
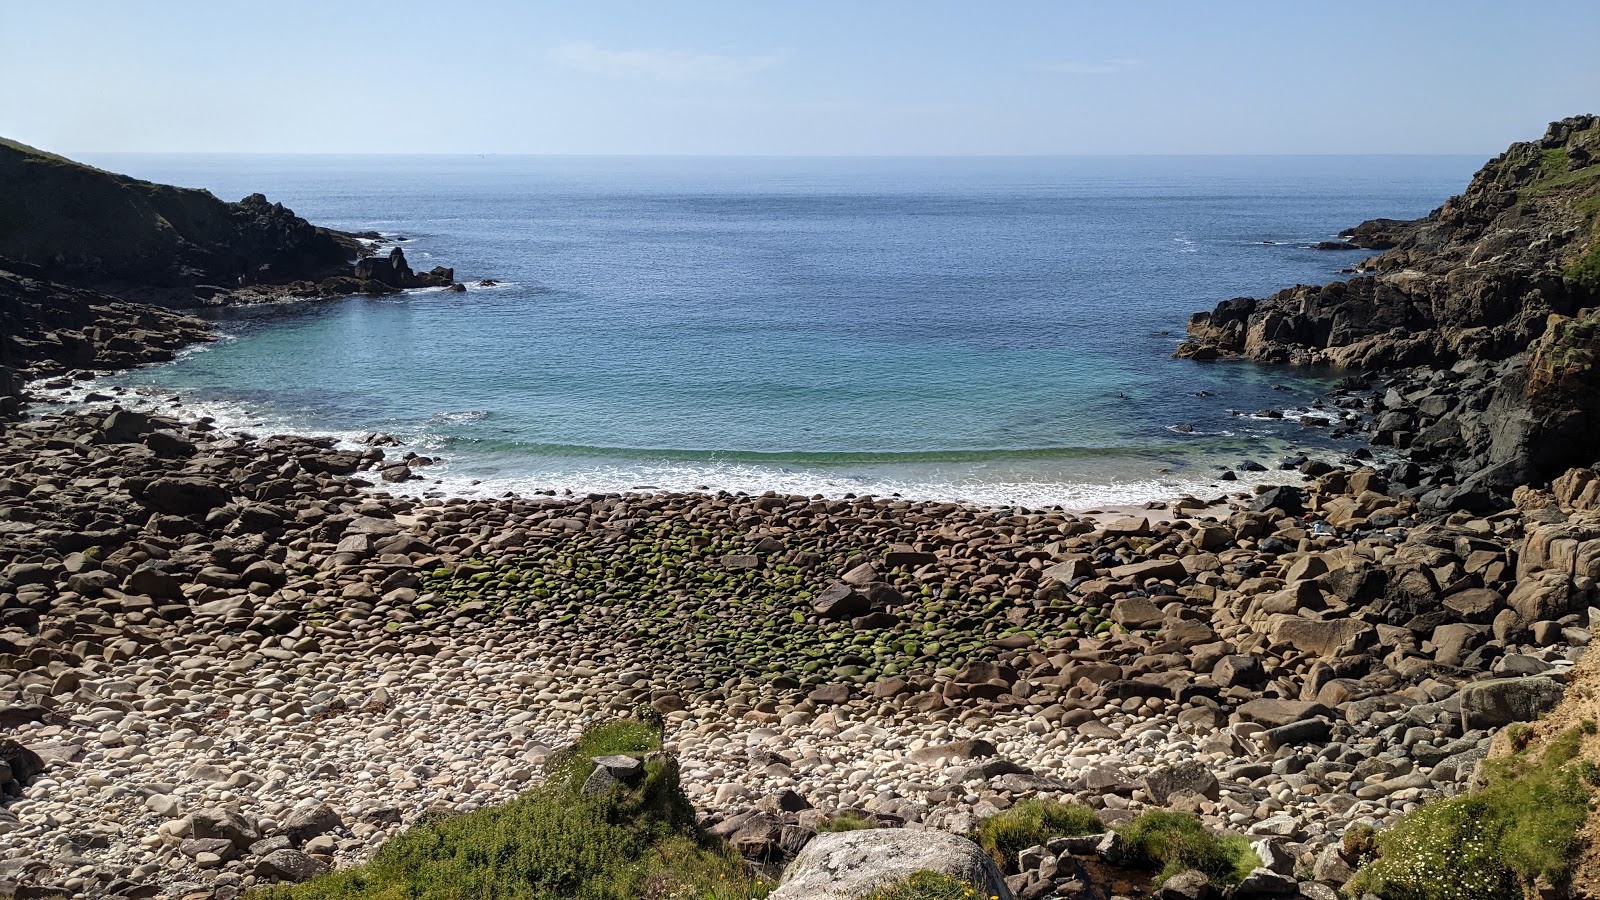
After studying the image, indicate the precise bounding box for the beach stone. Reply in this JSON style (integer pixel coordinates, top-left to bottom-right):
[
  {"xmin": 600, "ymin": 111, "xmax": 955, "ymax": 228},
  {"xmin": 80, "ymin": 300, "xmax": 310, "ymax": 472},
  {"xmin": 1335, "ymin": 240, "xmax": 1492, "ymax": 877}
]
[
  {"xmin": 813, "ymin": 583, "xmax": 869, "ymax": 620},
  {"xmin": 1143, "ymin": 761, "xmax": 1219, "ymax": 805},
  {"xmin": 281, "ymin": 802, "xmax": 342, "ymax": 845},
  {"xmin": 909, "ymin": 739, "xmax": 997, "ymax": 763},
  {"xmin": 1236, "ymin": 699, "xmax": 1334, "ymax": 729},
  {"xmin": 770, "ymin": 830, "xmax": 1012, "ymax": 900},
  {"xmin": 1159, "ymin": 870, "xmax": 1217, "ymax": 899},
  {"xmin": 1213, "ymin": 655, "xmax": 1266, "ymax": 688},
  {"xmin": 255, "ymin": 849, "xmax": 328, "ymax": 883},
  {"xmin": 1111, "ymin": 597, "xmax": 1165, "ymax": 629},
  {"xmin": 1459, "ymin": 677, "xmax": 1565, "ymax": 731},
  {"xmin": 140, "ymin": 476, "xmax": 231, "ymax": 516}
]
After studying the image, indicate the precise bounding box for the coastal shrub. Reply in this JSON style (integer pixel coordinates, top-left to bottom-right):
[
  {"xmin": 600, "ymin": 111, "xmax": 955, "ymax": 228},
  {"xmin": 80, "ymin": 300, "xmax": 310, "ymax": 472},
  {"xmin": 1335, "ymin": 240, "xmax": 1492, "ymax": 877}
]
[
  {"xmin": 251, "ymin": 719, "xmax": 766, "ymax": 900},
  {"xmin": 1567, "ymin": 240, "xmax": 1600, "ymax": 291},
  {"xmin": 1348, "ymin": 726, "xmax": 1594, "ymax": 900},
  {"xmin": 858, "ymin": 871, "xmax": 983, "ymax": 900},
  {"xmin": 1117, "ymin": 810, "xmax": 1257, "ymax": 887},
  {"xmin": 817, "ymin": 810, "xmax": 877, "ymax": 832},
  {"xmin": 975, "ymin": 800, "xmax": 1102, "ymax": 871}
]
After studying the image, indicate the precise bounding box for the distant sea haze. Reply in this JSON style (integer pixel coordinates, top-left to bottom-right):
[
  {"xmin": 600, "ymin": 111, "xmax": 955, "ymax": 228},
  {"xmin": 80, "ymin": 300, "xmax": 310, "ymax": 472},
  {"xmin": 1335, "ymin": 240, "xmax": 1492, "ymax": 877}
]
[{"xmin": 71, "ymin": 153, "xmax": 1482, "ymax": 508}]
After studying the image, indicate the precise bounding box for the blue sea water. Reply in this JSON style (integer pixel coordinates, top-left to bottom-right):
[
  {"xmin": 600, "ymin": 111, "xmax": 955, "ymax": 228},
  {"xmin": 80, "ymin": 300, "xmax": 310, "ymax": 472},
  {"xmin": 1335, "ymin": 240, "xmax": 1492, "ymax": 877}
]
[{"xmin": 64, "ymin": 153, "xmax": 1481, "ymax": 507}]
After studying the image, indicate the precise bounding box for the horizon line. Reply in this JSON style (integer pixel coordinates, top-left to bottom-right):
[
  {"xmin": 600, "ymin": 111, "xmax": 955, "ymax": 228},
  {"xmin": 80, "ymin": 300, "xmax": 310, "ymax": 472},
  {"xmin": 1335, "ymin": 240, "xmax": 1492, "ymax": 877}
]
[{"xmin": 59, "ymin": 149, "xmax": 1494, "ymax": 159}]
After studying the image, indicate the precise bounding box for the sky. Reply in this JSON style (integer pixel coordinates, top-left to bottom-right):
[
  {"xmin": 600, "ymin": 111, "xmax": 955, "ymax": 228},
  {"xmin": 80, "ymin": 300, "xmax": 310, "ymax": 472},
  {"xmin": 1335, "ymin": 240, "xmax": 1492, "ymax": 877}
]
[{"xmin": 4, "ymin": 1, "xmax": 1597, "ymax": 156}]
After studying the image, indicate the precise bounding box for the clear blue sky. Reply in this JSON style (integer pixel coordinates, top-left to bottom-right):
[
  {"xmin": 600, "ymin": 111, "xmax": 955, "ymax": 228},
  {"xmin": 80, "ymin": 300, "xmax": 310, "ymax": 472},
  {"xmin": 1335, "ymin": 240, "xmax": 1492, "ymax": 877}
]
[{"xmin": 5, "ymin": 0, "xmax": 1596, "ymax": 155}]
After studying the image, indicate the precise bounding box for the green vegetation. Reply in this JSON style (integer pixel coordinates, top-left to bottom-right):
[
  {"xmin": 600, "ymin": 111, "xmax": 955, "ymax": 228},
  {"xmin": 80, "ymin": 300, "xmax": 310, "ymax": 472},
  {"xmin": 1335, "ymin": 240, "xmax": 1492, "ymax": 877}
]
[
  {"xmin": 0, "ymin": 136, "xmax": 86, "ymax": 167},
  {"xmin": 816, "ymin": 810, "xmax": 878, "ymax": 832},
  {"xmin": 1118, "ymin": 810, "xmax": 1258, "ymax": 888},
  {"xmin": 251, "ymin": 719, "xmax": 767, "ymax": 900},
  {"xmin": 975, "ymin": 800, "xmax": 1102, "ymax": 872},
  {"xmin": 858, "ymin": 871, "xmax": 987, "ymax": 900},
  {"xmin": 1349, "ymin": 726, "xmax": 1596, "ymax": 900},
  {"xmin": 1567, "ymin": 240, "xmax": 1600, "ymax": 291},
  {"xmin": 543, "ymin": 719, "xmax": 665, "ymax": 792},
  {"xmin": 411, "ymin": 518, "xmax": 1102, "ymax": 693},
  {"xmin": 1517, "ymin": 145, "xmax": 1600, "ymax": 202}
]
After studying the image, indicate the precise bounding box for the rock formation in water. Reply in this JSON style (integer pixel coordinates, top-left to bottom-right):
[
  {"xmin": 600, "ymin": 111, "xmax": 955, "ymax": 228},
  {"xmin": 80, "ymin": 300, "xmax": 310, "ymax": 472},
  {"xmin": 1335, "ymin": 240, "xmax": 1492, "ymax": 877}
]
[{"xmin": 1176, "ymin": 115, "xmax": 1600, "ymax": 508}]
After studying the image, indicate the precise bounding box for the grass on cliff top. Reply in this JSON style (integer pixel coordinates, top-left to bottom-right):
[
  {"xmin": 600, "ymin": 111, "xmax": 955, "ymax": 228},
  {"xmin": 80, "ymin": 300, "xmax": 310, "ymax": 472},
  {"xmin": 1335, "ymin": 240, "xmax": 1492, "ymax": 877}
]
[
  {"xmin": 1118, "ymin": 810, "xmax": 1258, "ymax": 888},
  {"xmin": 975, "ymin": 800, "xmax": 1102, "ymax": 872},
  {"xmin": 1517, "ymin": 146, "xmax": 1600, "ymax": 205},
  {"xmin": 251, "ymin": 718, "xmax": 768, "ymax": 900},
  {"xmin": 1349, "ymin": 724, "xmax": 1598, "ymax": 900},
  {"xmin": 0, "ymin": 135, "xmax": 84, "ymax": 167}
]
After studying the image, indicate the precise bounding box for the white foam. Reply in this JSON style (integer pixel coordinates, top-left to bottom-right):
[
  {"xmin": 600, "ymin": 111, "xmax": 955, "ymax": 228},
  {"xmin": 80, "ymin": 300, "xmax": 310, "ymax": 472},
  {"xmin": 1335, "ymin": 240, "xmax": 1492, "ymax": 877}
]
[
  {"xmin": 382, "ymin": 455, "xmax": 1290, "ymax": 511},
  {"xmin": 27, "ymin": 371, "xmax": 1302, "ymax": 514}
]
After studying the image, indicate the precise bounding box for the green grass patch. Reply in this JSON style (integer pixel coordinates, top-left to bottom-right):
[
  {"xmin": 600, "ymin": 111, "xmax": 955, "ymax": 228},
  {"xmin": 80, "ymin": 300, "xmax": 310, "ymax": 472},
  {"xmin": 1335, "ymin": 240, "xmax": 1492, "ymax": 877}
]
[
  {"xmin": 1349, "ymin": 726, "xmax": 1596, "ymax": 900},
  {"xmin": 250, "ymin": 719, "xmax": 767, "ymax": 900},
  {"xmin": 975, "ymin": 800, "xmax": 1102, "ymax": 872},
  {"xmin": 1118, "ymin": 810, "xmax": 1258, "ymax": 888},
  {"xmin": 543, "ymin": 719, "xmax": 665, "ymax": 793},
  {"xmin": 817, "ymin": 810, "xmax": 878, "ymax": 832},
  {"xmin": 858, "ymin": 871, "xmax": 987, "ymax": 900},
  {"xmin": 1567, "ymin": 240, "xmax": 1600, "ymax": 291}
]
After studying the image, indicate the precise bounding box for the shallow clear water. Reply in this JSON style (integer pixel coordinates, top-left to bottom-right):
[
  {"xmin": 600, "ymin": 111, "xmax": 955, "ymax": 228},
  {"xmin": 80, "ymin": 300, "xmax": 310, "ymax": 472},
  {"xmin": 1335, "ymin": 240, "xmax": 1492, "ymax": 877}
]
[{"xmin": 67, "ymin": 153, "xmax": 1481, "ymax": 507}]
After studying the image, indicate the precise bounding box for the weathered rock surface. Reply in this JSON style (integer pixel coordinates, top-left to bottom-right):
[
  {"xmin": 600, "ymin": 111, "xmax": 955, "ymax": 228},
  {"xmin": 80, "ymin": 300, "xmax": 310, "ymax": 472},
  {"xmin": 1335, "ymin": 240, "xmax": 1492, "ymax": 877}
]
[
  {"xmin": 770, "ymin": 830, "xmax": 1011, "ymax": 900},
  {"xmin": 1176, "ymin": 115, "xmax": 1600, "ymax": 504}
]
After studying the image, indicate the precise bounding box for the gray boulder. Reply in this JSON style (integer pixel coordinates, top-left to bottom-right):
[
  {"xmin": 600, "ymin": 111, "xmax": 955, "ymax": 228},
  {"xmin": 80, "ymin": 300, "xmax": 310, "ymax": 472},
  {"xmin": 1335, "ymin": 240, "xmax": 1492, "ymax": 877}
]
[
  {"xmin": 1143, "ymin": 760, "xmax": 1219, "ymax": 805},
  {"xmin": 1459, "ymin": 676, "xmax": 1565, "ymax": 731},
  {"xmin": 770, "ymin": 830, "xmax": 1012, "ymax": 900}
]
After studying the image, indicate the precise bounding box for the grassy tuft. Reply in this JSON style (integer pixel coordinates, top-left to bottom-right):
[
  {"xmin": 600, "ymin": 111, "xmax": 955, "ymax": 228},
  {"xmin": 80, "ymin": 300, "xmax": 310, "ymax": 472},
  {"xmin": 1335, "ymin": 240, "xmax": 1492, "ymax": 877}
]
[
  {"xmin": 1567, "ymin": 240, "xmax": 1600, "ymax": 292},
  {"xmin": 858, "ymin": 871, "xmax": 987, "ymax": 900},
  {"xmin": 975, "ymin": 800, "xmax": 1102, "ymax": 872},
  {"xmin": 249, "ymin": 719, "xmax": 765, "ymax": 900},
  {"xmin": 817, "ymin": 811, "xmax": 878, "ymax": 833},
  {"xmin": 543, "ymin": 719, "xmax": 664, "ymax": 793},
  {"xmin": 1118, "ymin": 810, "xmax": 1257, "ymax": 887},
  {"xmin": 1349, "ymin": 725, "xmax": 1595, "ymax": 900}
]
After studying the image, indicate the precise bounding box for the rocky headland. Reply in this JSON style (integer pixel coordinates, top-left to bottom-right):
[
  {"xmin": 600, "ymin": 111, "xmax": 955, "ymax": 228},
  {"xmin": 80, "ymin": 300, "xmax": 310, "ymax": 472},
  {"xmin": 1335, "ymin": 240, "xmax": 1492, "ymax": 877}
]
[
  {"xmin": 4, "ymin": 122, "xmax": 1600, "ymax": 899},
  {"xmin": 0, "ymin": 137, "xmax": 463, "ymax": 423},
  {"xmin": 1177, "ymin": 115, "xmax": 1600, "ymax": 513}
]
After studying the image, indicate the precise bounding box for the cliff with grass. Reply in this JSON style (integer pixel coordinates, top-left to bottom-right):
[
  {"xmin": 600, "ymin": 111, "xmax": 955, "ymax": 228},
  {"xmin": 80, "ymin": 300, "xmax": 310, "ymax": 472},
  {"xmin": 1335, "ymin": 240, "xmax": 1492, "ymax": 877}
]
[
  {"xmin": 0, "ymin": 137, "xmax": 364, "ymax": 297},
  {"xmin": 1177, "ymin": 115, "xmax": 1600, "ymax": 510}
]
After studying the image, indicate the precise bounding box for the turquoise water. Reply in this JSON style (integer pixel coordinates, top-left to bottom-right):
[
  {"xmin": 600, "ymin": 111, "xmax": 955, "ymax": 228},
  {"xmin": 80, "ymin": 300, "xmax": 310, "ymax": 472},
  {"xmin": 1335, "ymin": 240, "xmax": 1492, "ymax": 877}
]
[{"xmin": 68, "ymin": 154, "xmax": 1480, "ymax": 506}]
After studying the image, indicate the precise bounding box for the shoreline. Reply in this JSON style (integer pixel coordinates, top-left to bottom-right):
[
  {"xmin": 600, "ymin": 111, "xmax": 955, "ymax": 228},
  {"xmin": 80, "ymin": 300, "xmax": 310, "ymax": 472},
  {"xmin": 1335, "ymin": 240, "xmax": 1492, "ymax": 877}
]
[
  {"xmin": 21, "ymin": 365, "xmax": 1356, "ymax": 519},
  {"xmin": 2, "ymin": 398, "xmax": 1569, "ymax": 897},
  {"xmin": 5, "ymin": 116, "xmax": 1599, "ymax": 897}
]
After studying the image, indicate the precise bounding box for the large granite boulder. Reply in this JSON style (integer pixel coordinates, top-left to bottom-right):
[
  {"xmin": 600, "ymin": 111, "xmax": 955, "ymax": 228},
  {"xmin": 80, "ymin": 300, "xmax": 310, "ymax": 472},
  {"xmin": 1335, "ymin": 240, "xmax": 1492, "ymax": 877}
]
[
  {"xmin": 1459, "ymin": 676, "xmax": 1566, "ymax": 731},
  {"xmin": 770, "ymin": 830, "xmax": 1012, "ymax": 900}
]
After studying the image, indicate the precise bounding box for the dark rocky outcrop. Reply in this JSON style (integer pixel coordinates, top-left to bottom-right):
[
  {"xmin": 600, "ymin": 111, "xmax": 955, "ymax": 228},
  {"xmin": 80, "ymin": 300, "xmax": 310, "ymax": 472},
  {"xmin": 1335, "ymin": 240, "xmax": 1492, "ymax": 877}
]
[
  {"xmin": 0, "ymin": 138, "xmax": 360, "ymax": 299},
  {"xmin": 0, "ymin": 138, "xmax": 467, "ymax": 419},
  {"xmin": 0, "ymin": 263, "xmax": 214, "ymax": 420},
  {"xmin": 353, "ymin": 247, "xmax": 455, "ymax": 290},
  {"xmin": 1176, "ymin": 115, "xmax": 1600, "ymax": 506}
]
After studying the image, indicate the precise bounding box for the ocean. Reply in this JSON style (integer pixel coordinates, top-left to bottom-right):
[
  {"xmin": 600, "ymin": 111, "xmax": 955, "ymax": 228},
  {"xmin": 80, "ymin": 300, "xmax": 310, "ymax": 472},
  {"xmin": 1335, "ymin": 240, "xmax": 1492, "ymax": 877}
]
[{"xmin": 60, "ymin": 153, "xmax": 1481, "ymax": 508}]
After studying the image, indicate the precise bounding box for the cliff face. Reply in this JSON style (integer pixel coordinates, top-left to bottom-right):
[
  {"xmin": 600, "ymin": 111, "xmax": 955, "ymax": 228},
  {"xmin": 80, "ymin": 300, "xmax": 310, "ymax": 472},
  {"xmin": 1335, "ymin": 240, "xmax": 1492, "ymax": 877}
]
[
  {"xmin": 1178, "ymin": 115, "xmax": 1600, "ymax": 370},
  {"xmin": 1175, "ymin": 116, "xmax": 1600, "ymax": 507},
  {"xmin": 0, "ymin": 139, "xmax": 460, "ymax": 421},
  {"xmin": 0, "ymin": 138, "xmax": 363, "ymax": 294}
]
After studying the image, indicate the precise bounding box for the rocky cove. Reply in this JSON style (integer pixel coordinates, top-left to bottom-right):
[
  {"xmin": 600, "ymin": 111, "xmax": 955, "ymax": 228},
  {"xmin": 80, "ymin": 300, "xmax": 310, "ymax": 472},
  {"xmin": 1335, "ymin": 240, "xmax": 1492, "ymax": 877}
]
[{"xmin": 2, "ymin": 119, "xmax": 1600, "ymax": 899}]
